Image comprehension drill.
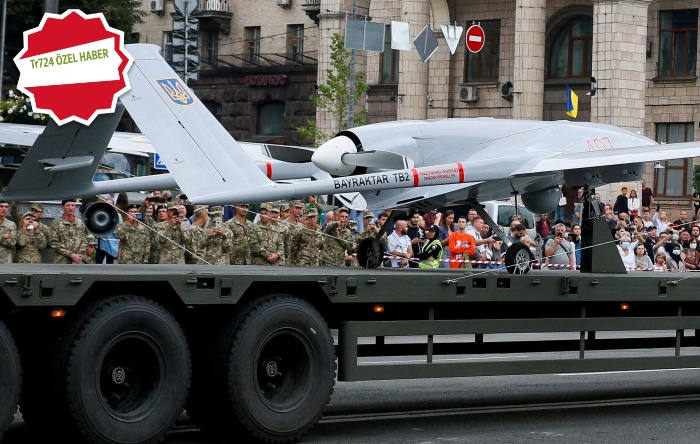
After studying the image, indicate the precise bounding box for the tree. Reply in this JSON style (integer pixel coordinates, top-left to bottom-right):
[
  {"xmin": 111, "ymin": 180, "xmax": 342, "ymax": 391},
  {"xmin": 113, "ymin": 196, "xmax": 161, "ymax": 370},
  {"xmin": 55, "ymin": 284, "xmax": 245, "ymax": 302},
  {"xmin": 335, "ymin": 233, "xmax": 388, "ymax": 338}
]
[
  {"xmin": 297, "ymin": 33, "xmax": 369, "ymax": 147},
  {"xmin": 0, "ymin": 90, "xmax": 49, "ymax": 125}
]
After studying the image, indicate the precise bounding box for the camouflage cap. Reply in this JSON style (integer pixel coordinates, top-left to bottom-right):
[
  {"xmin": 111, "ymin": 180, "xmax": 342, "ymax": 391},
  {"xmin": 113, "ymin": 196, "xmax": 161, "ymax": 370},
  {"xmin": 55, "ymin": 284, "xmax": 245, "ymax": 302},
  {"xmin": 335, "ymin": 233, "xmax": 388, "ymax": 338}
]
[
  {"xmin": 335, "ymin": 206, "xmax": 350, "ymax": 215},
  {"xmin": 210, "ymin": 206, "xmax": 223, "ymax": 213},
  {"xmin": 280, "ymin": 203, "xmax": 290, "ymax": 211},
  {"xmin": 30, "ymin": 202, "xmax": 44, "ymax": 212},
  {"xmin": 209, "ymin": 211, "xmax": 223, "ymax": 219},
  {"xmin": 86, "ymin": 235, "xmax": 98, "ymax": 246},
  {"xmin": 348, "ymin": 220, "xmax": 357, "ymax": 227},
  {"xmin": 194, "ymin": 207, "xmax": 208, "ymax": 217},
  {"xmin": 289, "ymin": 199, "xmax": 304, "ymax": 208},
  {"xmin": 363, "ymin": 210, "xmax": 375, "ymax": 219},
  {"xmin": 304, "ymin": 207, "xmax": 318, "ymax": 217},
  {"xmin": 260, "ymin": 202, "xmax": 274, "ymax": 211},
  {"xmin": 270, "ymin": 204, "xmax": 280, "ymax": 213},
  {"xmin": 21, "ymin": 211, "xmax": 34, "ymax": 220},
  {"xmin": 167, "ymin": 202, "xmax": 178, "ymax": 210}
]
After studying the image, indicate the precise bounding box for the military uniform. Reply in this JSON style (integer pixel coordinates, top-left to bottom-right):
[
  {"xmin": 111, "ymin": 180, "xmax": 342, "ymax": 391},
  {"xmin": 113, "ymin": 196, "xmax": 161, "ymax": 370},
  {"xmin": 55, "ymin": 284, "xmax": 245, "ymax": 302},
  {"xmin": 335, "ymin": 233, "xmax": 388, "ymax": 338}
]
[
  {"xmin": 199, "ymin": 210, "xmax": 231, "ymax": 265},
  {"xmin": 320, "ymin": 222, "xmax": 353, "ymax": 267},
  {"xmin": 156, "ymin": 221, "xmax": 186, "ymax": 264},
  {"xmin": 291, "ymin": 208, "xmax": 322, "ymax": 266},
  {"xmin": 249, "ymin": 203, "xmax": 285, "ymax": 266},
  {"xmin": 14, "ymin": 212, "xmax": 46, "ymax": 264},
  {"xmin": 224, "ymin": 217, "xmax": 253, "ymax": 265},
  {"xmin": 50, "ymin": 216, "xmax": 86, "ymax": 264},
  {"xmin": 82, "ymin": 236, "xmax": 97, "ymax": 264},
  {"xmin": 0, "ymin": 218, "xmax": 17, "ymax": 263},
  {"xmin": 115, "ymin": 221, "xmax": 151, "ymax": 264}
]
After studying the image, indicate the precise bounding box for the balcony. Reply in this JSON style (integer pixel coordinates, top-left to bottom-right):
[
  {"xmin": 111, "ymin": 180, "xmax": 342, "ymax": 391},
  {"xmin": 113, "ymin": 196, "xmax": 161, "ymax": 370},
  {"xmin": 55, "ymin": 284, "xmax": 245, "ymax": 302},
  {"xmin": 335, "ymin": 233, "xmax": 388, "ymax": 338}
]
[
  {"xmin": 301, "ymin": 0, "xmax": 320, "ymax": 24},
  {"xmin": 192, "ymin": 0, "xmax": 233, "ymax": 35},
  {"xmin": 200, "ymin": 51, "xmax": 318, "ymax": 71}
]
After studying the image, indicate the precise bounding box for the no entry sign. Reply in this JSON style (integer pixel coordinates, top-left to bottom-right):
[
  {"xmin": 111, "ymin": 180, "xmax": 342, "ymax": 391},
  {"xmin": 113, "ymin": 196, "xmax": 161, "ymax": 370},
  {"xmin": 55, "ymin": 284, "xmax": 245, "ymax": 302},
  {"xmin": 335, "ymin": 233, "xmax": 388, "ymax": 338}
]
[
  {"xmin": 13, "ymin": 10, "xmax": 133, "ymax": 126},
  {"xmin": 465, "ymin": 24, "xmax": 485, "ymax": 53}
]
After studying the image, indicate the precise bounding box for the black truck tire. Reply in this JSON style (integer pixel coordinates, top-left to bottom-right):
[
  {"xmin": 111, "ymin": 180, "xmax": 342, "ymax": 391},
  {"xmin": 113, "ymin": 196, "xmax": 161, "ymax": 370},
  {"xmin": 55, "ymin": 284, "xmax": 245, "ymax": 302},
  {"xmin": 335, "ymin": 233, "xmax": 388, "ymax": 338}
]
[
  {"xmin": 56, "ymin": 296, "xmax": 191, "ymax": 444},
  {"xmin": 0, "ymin": 320, "xmax": 20, "ymax": 441},
  {"xmin": 504, "ymin": 242, "xmax": 534, "ymax": 274},
  {"xmin": 218, "ymin": 295, "xmax": 336, "ymax": 443}
]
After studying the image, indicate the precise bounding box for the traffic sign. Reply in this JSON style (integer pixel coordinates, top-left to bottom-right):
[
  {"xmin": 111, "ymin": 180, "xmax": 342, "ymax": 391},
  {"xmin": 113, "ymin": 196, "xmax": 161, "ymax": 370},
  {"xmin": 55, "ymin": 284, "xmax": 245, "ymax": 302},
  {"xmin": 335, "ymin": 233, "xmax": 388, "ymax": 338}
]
[
  {"xmin": 154, "ymin": 153, "xmax": 168, "ymax": 170},
  {"xmin": 173, "ymin": 0, "xmax": 199, "ymax": 16},
  {"xmin": 465, "ymin": 24, "xmax": 485, "ymax": 53}
]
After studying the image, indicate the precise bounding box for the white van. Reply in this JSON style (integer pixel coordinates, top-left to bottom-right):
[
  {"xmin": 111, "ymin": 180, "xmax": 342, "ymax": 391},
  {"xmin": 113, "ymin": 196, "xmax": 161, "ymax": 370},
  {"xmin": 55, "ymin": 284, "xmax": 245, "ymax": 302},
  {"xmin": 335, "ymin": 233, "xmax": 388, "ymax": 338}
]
[{"xmin": 440, "ymin": 200, "xmax": 537, "ymax": 241}]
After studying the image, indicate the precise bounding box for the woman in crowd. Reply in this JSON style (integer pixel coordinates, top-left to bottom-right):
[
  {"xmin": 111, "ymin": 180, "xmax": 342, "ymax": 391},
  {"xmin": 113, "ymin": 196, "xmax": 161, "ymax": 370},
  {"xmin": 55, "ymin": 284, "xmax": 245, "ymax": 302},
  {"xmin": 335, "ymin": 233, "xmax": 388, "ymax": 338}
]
[
  {"xmin": 617, "ymin": 234, "xmax": 636, "ymax": 269},
  {"xmin": 666, "ymin": 241, "xmax": 686, "ymax": 272},
  {"xmin": 653, "ymin": 209, "xmax": 670, "ymax": 233},
  {"xmin": 633, "ymin": 243, "xmax": 653, "ymax": 270},
  {"xmin": 628, "ymin": 189, "xmax": 640, "ymax": 218},
  {"xmin": 438, "ymin": 210, "xmax": 456, "ymax": 268},
  {"xmin": 569, "ymin": 223, "xmax": 582, "ymax": 265}
]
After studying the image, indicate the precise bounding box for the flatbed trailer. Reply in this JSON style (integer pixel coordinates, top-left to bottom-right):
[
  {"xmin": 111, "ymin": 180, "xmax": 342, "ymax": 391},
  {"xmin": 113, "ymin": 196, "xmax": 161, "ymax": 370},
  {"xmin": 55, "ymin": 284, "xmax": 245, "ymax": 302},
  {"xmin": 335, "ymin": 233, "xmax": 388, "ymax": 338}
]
[{"xmin": 1, "ymin": 264, "xmax": 700, "ymax": 443}]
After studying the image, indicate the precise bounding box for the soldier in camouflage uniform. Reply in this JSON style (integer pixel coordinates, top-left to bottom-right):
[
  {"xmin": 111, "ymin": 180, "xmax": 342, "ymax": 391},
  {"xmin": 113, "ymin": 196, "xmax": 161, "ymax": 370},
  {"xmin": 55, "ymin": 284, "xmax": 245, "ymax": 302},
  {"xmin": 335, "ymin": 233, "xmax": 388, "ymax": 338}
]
[
  {"xmin": 29, "ymin": 202, "xmax": 51, "ymax": 243},
  {"xmin": 115, "ymin": 204, "xmax": 151, "ymax": 265},
  {"xmin": 290, "ymin": 208, "xmax": 322, "ymax": 266},
  {"xmin": 283, "ymin": 199, "xmax": 305, "ymax": 260},
  {"xmin": 157, "ymin": 202, "xmax": 186, "ymax": 264},
  {"xmin": 352, "ymin": 210, "xmax": 379, "ymax": 267},
  {"xmin": 324, "ymin": 207, "xmax": 356, "ymax": 267},
  {"xmin": 0, "ymin": 201, "xmax": 16, "ymax": 263},
  {"xmin": 82, "ymin": 236, "xmax": 97, "ymax": 264},
  {"xmin": 14, "ymin": 211, "xmax": 47, "ymax": 263},
  {"xmin": 50, "ymin": 199, "xmax": 86, "ymax": 264},
  {"xmin": 224, "ymin": 204, "xmax": 253, "ymax": 265},
  {"xmin": 199, "ymin": 209, "xmax": 232, "ymax": 265},
  {"xmin": 249, "ymin": 203, "xmax": 285, "ymax": 266},
  {"xmin": 183, "ymin": 207, "xmax": 209, "ymax": 264}
]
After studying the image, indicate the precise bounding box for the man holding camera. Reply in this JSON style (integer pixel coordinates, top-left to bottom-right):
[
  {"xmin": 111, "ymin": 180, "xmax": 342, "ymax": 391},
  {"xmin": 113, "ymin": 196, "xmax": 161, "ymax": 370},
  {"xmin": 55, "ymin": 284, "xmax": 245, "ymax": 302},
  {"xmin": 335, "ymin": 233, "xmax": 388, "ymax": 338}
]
[
  {"xmin": 198, "ymin": 208, "xmax": 231, "ymax": 265},
  {"xmin": 115, "ymin": 204, "xmax": 151, "ymax": 265},
  {"xmin": 543, "ymin": 223, "xmax": 575, "ymax": 270},
  {"xmin": 157, "ymin": 202, "xmax": 186, "ymax": 264}
]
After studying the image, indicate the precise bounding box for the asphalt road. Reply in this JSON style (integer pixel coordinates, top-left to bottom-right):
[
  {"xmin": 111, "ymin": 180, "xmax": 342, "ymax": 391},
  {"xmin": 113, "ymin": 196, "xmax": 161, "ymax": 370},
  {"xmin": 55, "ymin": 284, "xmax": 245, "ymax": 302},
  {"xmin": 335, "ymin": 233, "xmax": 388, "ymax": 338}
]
[{"xmin": 7, "ymin": 367, "xmax": 700, "ymax": 444}]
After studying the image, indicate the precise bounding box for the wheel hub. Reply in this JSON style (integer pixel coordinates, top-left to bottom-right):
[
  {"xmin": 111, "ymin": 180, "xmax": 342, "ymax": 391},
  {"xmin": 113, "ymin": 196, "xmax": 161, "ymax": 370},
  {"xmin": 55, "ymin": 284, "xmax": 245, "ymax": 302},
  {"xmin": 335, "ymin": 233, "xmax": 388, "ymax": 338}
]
[
  {"xmin": 111, "ymin": 366, "xmax": 127, "ymax": 385},
  {"xmin": 264, "ymin": 359, "xmax": 280, "ymax": 378}
]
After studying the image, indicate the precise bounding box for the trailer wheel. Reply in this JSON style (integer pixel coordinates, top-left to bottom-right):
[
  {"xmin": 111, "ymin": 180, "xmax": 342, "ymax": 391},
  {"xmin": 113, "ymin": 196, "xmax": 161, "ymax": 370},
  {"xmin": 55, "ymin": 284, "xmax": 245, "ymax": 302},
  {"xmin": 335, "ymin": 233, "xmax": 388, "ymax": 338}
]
[
  {"xmin": 57, "ymin": 296, "xmax": 191, "ymax": 443},
  {"xmin": 223, "ymin": 295, "xmax": 336, "ymax": 442},
  {"xmin": 0, "ymin": 320, "xmax": 20, "ymax": 441},
  {"xmin": 504, "ymin": 242, "xmax": 533, "ymax": 274}
]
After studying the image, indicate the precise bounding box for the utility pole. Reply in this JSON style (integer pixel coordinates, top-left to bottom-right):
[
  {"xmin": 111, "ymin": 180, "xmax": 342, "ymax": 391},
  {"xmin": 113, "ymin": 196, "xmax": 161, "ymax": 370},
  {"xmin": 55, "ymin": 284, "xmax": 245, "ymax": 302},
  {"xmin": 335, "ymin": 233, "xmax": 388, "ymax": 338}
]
[{"xmin": 0, "ymin": 0, "xmax": 7, "ymax": 100}]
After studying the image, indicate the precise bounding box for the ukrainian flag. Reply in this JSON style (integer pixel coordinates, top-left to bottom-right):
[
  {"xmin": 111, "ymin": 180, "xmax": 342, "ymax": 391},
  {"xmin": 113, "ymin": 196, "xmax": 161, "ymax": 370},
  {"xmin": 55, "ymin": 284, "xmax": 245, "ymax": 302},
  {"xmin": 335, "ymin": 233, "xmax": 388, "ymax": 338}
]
[{"xmin": 565, "ymin": 84, "xmax": 578, "ymax": 118}]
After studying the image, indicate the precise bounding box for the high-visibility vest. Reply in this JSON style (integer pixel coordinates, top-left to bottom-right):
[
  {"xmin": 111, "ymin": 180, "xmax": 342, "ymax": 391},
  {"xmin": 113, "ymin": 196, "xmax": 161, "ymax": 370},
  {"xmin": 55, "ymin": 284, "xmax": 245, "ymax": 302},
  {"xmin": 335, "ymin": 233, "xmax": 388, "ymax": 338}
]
[{"xmin": 418, "ymin": 238, "xmax": 443, "ymax": 269}]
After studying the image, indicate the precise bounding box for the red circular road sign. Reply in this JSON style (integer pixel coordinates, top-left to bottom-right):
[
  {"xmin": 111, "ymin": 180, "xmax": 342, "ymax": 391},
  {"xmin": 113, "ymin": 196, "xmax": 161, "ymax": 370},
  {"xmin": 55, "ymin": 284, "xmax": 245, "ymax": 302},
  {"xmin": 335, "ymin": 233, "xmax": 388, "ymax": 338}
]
[{"xmin": 466, "ymin": 25, "xmax": 485, "ymax": 53}]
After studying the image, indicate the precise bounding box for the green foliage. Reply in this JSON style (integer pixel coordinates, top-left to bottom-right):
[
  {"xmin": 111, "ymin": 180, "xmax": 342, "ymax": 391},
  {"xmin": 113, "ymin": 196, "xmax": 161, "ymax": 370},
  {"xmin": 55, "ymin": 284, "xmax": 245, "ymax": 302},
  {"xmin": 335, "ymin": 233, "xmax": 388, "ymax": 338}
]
[
  {"xmin": 0, "ymin": 91, "xmax": 49, "ymax": 125},
  {"xmin": 297, "ymin": 33, "xmax": 369, "ymax": 147},
  {"xmin": 693, "ymin": 164, "xmax": 700, "ymax": 193}
]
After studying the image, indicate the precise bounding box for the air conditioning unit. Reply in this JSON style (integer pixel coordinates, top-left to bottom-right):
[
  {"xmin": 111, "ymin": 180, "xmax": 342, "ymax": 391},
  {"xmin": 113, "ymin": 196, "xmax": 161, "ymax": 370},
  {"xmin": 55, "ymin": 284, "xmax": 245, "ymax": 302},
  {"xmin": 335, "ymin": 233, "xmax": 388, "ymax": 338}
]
[
  {"xmin": 150, "ymin": 0, "xmax": 164, "ymax": 13},
  {"xmin": 276, "ymin": 0, "xmax": 292, "ymax": 7},
  {"xmin": 458, "ymin": 85, "xmax": 478, "ymax": 103}
]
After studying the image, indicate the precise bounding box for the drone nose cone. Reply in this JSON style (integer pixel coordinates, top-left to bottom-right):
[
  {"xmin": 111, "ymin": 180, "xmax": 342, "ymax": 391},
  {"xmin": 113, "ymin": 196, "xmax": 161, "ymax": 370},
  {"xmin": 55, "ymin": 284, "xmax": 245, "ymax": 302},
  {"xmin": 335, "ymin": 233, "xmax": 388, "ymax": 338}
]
[{"xmin": 312, "ymin": 135, "xmax": 358, "ymax": 176}]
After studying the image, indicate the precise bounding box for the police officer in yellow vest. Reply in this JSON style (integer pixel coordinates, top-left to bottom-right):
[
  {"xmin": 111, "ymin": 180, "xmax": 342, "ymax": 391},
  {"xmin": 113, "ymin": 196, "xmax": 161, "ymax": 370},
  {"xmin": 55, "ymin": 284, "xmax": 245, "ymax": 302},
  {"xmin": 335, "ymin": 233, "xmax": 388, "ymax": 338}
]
[{"xmin": 416, "ymin": 225, "xmax": 443, "ymax": 269}]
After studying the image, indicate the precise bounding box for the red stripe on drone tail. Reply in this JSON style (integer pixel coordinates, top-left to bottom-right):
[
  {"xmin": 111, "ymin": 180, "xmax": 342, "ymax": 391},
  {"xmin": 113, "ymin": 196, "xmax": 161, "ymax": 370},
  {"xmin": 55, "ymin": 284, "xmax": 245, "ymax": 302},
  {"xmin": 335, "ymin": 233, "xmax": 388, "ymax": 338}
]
[
  {"xmin": 265, "ymin": 162, "xmax": 272, "ymax": 179},
  {"xmin": 412, "ymin": 168, "xmax": 419, "ymax": 187}
]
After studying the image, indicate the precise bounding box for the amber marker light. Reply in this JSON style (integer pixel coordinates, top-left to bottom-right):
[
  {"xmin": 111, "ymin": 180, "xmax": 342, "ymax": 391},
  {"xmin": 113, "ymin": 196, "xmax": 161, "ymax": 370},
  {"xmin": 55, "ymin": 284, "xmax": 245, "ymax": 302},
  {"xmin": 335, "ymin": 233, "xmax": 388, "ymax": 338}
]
[
  {"xmin": 620, "ymin": 303, "xmax": 630, "ymax": 311},
  {"xmin": 373, "ymin": 305, "xmax": 385, "ymax": 313},
  {"xmin": 51, "ymin": 309, "xmax": 66, "ymax": 318}
]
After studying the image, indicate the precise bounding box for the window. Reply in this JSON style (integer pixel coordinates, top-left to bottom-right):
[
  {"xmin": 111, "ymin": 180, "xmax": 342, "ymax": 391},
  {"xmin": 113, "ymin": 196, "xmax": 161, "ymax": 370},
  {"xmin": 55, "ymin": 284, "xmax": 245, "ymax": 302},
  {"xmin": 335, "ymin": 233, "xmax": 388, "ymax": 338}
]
[
  {"xmin": 659, "ymin": 10, "xmax": 698, "ymax": 77},
  {"xmin": 548, "ymin": 16, "xmax": 592, "ymax": 79},
  {"xmin": 257, "ymin": 102, "xmax": 285, "ymax": 135},
  {"xmin": 245, "ymin": 26, "xmax": 261, "ymax": 64},
  {"xmin": 202, "ymin": 29, "xmax": 219, "ymax": 66},
  {"xmin": 465, "ymin": 20, "xmax": 500, "ymax": 82},
  {"xmin": 163, "ymin": 31, "xmax": 173, "ymax": 63},
  {"xmin": 287, "ymin": 25, "xmax": 304, "ymax": 63},
  {"xmin": 655, "ymin": 123, "xmax": 694, "ymax": 197},
  {"xmin": 380, "ymin": 25, "xmax": 399, "ymax": 83}
]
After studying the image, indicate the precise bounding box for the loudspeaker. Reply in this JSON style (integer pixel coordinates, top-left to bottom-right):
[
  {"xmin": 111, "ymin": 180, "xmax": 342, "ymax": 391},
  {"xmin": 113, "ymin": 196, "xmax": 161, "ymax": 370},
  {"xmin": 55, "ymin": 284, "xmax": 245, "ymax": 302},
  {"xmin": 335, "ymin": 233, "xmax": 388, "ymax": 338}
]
[{"xmin": 83, "ymin": 202, "xmax": 120, "ymax": 236}]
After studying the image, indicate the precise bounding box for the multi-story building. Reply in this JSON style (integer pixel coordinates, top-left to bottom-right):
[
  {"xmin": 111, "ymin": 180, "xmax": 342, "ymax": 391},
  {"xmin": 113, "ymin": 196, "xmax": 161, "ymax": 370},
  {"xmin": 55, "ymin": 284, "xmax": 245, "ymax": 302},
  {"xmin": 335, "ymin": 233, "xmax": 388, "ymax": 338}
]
[{"xmin": 135, "ymin": 0, "xmax": 700, "ymax": 215}]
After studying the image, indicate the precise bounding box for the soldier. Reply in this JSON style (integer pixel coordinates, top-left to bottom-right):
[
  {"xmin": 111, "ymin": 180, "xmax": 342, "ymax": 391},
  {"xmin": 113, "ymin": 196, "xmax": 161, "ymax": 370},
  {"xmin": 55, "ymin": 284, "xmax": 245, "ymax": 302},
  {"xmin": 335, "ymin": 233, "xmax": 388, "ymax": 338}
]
[
  {"xmin": 14, "ymin": 211, "xmax": 47, "ymax": 264},
  {"xmin": 290, "ymin": 208, "xmax": 322, "ymax": 266},
  {"xmin": 28, "ymin": 202, "xmax": 51, "ymax": 242},
  {"xmin": 183, "ymin": 207, "xmax": 209, "ymax": 264},
  {"xmin": 157, "ymin": 202, "xmax": 186, "ymax": 264},
  {"xmin": 50, "ymin": 199, "xmax": 86, "ymax": 264},
  {"xmin": 115, "ymin": 204, "xmax": 151, "ymax": 265},
  {"xmin": 0, "ymin": 201, "xmax": 16, "ymax": 263},
  {"xmin": 283, "ymin": 199, "xmax": 305, "ymax": 260},
  {"xmin": 82, "ymin": 235, "xmax": 97, "ymax": 264},
  {"xmin": 354, "ymin": 210, "xmax": 379, "ymax": 267},
  {"xmin": 249, "ymin": 203, "xmax": 285, "ymax": 266},
  {"xmin": 199, "ymin": 209, "xmax": 232, "ymax": 265},
  {"xmin": 224, "ymin": 203, "xmax": 253, "ymax": 265},
  {"xmin": 335, "ymin": 207, "xmax": 356, "ymax": 266}
]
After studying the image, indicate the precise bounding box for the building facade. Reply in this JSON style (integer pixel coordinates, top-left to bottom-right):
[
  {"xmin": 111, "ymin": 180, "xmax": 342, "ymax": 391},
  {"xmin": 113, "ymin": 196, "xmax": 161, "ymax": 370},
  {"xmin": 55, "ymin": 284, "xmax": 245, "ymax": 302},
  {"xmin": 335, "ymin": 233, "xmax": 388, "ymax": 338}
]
[{"xmin": 135, "ymin": 0, "xmax": 700, "ymax": 214}]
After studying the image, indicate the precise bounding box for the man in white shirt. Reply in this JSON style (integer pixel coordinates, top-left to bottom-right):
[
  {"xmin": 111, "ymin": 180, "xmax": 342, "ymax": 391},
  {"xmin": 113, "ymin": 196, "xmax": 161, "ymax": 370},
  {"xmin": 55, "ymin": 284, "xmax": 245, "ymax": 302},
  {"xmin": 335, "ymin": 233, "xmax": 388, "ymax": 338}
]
[
  {"xmin": 387, "ymin": 220, "xmax": 412, "ymax": 268},
  {"xmin": 467, "ymin": 216, "xmax": 496, "ymax": 269}
]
